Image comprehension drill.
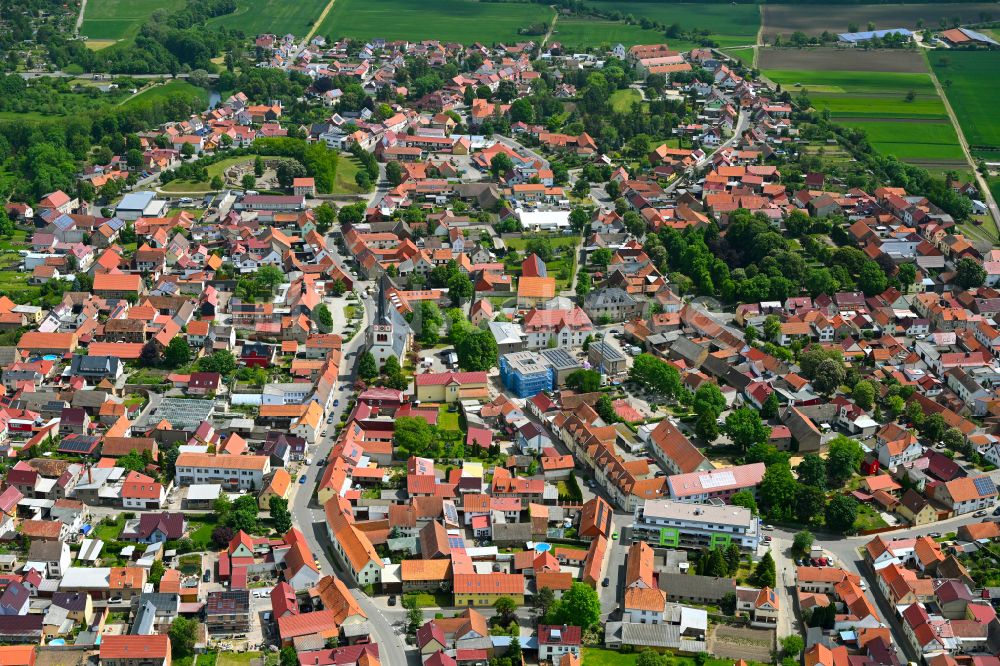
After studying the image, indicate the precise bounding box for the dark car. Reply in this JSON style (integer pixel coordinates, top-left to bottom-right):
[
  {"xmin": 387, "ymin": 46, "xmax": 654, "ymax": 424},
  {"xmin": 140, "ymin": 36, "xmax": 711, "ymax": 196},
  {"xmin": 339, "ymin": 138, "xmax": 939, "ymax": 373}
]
[
  {"xmin": 388, "ymin": 595, "xmax": 397, "ymax": 606},
  {"xmin": 993, "ymin": 506, "xmax": 1000, "ymax": 516},
  {"xmin": 601, "ymin": 578, "xmax": 610, "ymax": 587},
  {"xmin": 810, "ymin": 558, "xmax": 821, "ymax": 566},
  {"xmin": 203, "ymin": 569, "xmax": 211, "ymax": 582}
]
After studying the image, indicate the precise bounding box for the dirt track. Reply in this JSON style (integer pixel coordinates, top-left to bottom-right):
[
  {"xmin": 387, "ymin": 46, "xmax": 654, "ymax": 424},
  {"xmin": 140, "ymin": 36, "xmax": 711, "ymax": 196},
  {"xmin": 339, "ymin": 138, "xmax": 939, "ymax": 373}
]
[
  {"xmin": 763, "ymin": 2, "xmax": 999, "ymax": 39},
  {"xmin": 757, "ymin": 47, "xmax": 928, "ymax": 73}
]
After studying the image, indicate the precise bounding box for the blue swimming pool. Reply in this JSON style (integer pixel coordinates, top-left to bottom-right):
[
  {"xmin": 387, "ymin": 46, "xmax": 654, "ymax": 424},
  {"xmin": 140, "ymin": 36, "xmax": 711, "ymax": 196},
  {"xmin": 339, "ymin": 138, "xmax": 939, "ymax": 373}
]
[{"xmin": 534, "ymin": 542, "xmax": 552, "ymax": 553}]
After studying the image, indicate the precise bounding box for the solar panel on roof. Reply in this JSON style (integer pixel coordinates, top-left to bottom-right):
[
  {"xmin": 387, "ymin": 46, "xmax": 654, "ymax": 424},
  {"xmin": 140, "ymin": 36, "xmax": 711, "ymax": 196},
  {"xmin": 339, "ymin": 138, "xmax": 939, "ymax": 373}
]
[
  {"xmin": 699, "ymin": 470, "xmax": 735, "ymax": 489},
  {"xmin": 973, "ymin": 476, "xmax": 995, "ymax": 496}
]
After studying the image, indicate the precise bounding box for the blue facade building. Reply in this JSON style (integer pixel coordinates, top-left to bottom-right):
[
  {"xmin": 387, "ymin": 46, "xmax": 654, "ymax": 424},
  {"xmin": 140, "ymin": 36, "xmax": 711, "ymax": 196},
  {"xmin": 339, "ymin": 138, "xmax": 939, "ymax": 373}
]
[{"xmin": 499, "ymin": 351, "xmax": 554, "ymax": 398}]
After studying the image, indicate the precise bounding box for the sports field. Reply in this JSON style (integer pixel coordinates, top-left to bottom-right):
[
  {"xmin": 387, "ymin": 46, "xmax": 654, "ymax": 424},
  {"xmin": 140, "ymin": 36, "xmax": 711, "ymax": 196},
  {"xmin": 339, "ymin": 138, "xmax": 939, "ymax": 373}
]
[
  {"xmin": 316, "ymin": 0, "xmax": 553, "ymax": 44},
  {"xmin": 207, "ymin": 0, "xmax": 330, "ymax": 37},
  {"xmin": 81, "ymin": 0, "xmax": 186, "ymax": 41},
  {"xmin": 928, "ymin": 50, "xmax": 1000, "ymax": 158},
  {"xmin": 764, "ymin": 67, "xmax": 963, "ymax": 165},
  {"xmin": 584, "ymin": 1, "xmax": 760, "ymax": 48}
]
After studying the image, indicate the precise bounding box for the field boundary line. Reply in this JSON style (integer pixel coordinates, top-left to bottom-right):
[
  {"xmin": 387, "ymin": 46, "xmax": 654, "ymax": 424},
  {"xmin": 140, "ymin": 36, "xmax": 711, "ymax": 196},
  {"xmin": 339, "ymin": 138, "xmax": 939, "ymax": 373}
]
[
  {"xmin": 306, "ymin": 0, "xmax": 337, "ymax": 43},
  {"xmin": 753, "ymin": 4, "xmax": 764, "ymax": 69},
  {"xmin": 76, "ymin": 0, "xmax": 88, "ymax": 35},
  {"xmin": 923, "ymin": 50, "xmax": 1000, "ymax": 235},
  {"xmin": 541, "ymin": 5, "xmax": 559, "ymax": 50}
]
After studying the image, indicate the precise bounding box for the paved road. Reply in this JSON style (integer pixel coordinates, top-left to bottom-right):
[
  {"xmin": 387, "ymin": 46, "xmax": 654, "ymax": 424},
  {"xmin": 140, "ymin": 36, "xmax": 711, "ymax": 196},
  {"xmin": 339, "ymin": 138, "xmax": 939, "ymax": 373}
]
[
  {"xmin": 75, "ymin": 0, "xmax": 88, "ymax": 34},
  {"xmin": 287, "ymin": 284, "xmax": 419, "ymax": 666},
  {"xmin": 492, "ymin": 134, "xmax": 550, "ymax": 169},
  {"xmin": 767, "ymin": 509, "xmax": 1000, "ymax": 663}
]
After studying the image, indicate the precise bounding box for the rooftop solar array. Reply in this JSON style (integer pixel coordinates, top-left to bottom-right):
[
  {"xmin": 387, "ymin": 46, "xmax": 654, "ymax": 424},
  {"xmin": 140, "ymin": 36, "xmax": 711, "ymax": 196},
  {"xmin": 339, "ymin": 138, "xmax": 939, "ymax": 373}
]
[
  {"xmin": 973, "ymin": 476, "xmax": 996, "ymax": 497},
  {"xmin": 699, "ymin": 470, "xmax": 736, "ymax": 489}
]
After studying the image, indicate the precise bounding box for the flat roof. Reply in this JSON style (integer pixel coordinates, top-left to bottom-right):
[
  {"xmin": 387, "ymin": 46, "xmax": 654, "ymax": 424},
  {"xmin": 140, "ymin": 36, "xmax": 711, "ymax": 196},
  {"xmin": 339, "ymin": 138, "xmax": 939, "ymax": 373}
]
[
  {"xmin": 639, "ymin": 499, "xmax": 755, "ymax": 528},
  {"xmin": 139, "ymin": 398, "xmax": 215, "ymax": 431},
  {"xmin": 503, "ymin": 350, "xmax": 550, "ymax": 375},
  {"xmin": 540, "ymin": 347, "xmax": 582, "ymax": 370},
  {"xmin": 589, "ymin": 340, "xmax": 626, "ymax": 362}
]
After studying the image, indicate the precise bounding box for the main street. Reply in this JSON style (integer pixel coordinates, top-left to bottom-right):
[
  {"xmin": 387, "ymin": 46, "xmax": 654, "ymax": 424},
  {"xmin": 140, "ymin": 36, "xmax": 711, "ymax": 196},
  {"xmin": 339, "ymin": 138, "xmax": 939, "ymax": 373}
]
[{"xmin": 285, "ymin": 230, "xmax": 417, "ymax": 666}]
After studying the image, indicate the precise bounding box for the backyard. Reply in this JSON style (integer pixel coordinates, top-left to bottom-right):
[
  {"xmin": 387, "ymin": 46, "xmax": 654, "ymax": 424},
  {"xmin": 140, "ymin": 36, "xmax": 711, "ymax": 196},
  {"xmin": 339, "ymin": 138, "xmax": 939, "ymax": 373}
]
[{"xmin": 583, "ymin": 648, "xmax": 767, "ymax": 666}]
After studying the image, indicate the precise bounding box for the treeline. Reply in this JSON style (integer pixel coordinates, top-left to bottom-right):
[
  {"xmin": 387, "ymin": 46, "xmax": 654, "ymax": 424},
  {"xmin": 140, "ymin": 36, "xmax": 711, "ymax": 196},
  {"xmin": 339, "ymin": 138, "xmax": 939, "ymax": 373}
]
[
  {"xmin": 791, "ymin": 108, "xmax": 973, "ymax": 220},
  {"xmin": 638, "ymin": 208, "xmax": 903, "ymax": 306},
  {"xmin": 0, "ymin": 90, "xmax": 206, "ymax": 202},
  {"xmin": 254, "ymin": 138, "xmax": 342, "ymax": 194},
  {"xmin": 46, "ymin": 0, "xmax": 242, "ymax": 74}
]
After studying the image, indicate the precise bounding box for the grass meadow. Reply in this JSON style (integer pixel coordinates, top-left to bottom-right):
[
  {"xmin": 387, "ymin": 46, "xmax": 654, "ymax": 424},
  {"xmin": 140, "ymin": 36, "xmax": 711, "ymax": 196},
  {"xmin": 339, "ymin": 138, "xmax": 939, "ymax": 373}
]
[
  {"xmin": 316, "ymin": 0, "xmax": 553, "ymax": 44},
  {"xmin": 583, "ymin": 1, "xmax": 760, "ymax": 48},
  {"xmin": 121, "ymin": 81, "xmax": 209, "ymax": 109},
  {"xmin": 81, "ymin": 0, "xmax": 187, "ymax": 41},
  {"xmin": 207, "ymin": 0, "xmax": 331, "ymax": 37}
]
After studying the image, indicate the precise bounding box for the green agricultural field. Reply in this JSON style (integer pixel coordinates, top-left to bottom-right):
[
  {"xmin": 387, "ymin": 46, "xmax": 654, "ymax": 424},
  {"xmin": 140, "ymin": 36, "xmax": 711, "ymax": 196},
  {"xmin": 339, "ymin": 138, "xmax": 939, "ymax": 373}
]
[
  {"xmin": 207, "ymin": 0, "xmax": 330, "ymax": 38},
  {"xmin": 552, "ymin": 17, "xmax": 660, "ymax": 50},
  {"xmin": 316, "ymin": 0, "xmax": 553, "ymax": 44},
  {"xmin": 82, "ymin": 0, "xmax": 187, "ymax": 41},
  {"xmin": 764, "ymin": 67, "xmax": 962, "ymax": 167},
  {"xmin": 583, "ymin": 1, "xmax": 760, "ymax": 48},
  {"xmin": 766, "ymin": 69, "xmax": 937, "ymax": 95},
  {"xmin": 121, "ymin": 81, "xmax": 209, "ymax": 110},
  {"xmin": 929, "ymin": 51, "xmax": 1000, "ymax": 153}
]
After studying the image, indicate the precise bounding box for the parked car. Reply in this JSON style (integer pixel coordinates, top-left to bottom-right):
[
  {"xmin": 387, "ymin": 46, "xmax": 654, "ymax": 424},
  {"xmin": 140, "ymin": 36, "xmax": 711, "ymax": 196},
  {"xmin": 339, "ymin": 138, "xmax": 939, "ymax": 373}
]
[
  {"xmin": 388, "ymin": 595, "xmax": 397, "ymax": 606},
  {"xmin": 973, "ymin": 510, "xmax": 988, "ymax": 517},
  {"xmin": 601, "ymin": 578, "xmax": 610, "ymax": 588},
  {"xmin": 810, "ymin": 558, "xmax": 821, "ymax": 566},
  {"xmin": 612, "ymin": 531, "xmax": 619, "ymax": 540},
  {"xmin": 993, "ymin": 506, "xmax": 1000, "ymax": 516},
  {"xmin": 299, "ymin": 475, "xmax": 307, "ymax": 484},
  {"xmin": 762, "ymin": 524, "xmax": 775, "ymax": 531},
  {"xmin": 203, "ymin": 570, "xmax": 211, "ymax": 582},
  {"xmin": 928, "ymin": 532, "xmax": 942, "ymax": 538},
  {"xmin": 333, "ymin": 399, "xmax": 339, "ymax": 407}
]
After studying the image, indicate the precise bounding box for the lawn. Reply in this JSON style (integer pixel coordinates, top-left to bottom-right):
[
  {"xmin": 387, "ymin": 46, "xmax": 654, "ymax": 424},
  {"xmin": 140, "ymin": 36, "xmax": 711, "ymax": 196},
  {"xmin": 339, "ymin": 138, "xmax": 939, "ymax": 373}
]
[
  {"xmin": 583, "ymin": 1, "xmax": 760, "ymax": 48},
  {"xmin": 854, "ymin": 503, "xmax": 889, "ymax": 532},
  {"xmin": 188, "ymin": 517, "xmax": 217, "ymax": 550},
  {"xmin": 610, "ymin": 88, "xmax": 642, "ymax": 113},
  {"xmin": 217, "ymin": 652, "xmax": 263, "ymax": 666},
  {"xmin": 583, "ymin": 648, "xmax": 767, "ymax": 666},
  {"xmin": 316, "ymin": 0, "xmax": 553, "ymax": 44},
  {"xmin": 929, "ymin": 50, "xmax": 1000, "ymax": 153},
  {"xmin": 207, "ymin": 0, "xmax": 330, "ymax": 37},
  {"xmin": 332, "ymin": 155, "xmax": 363, "ymax": 195},
  {"xmin": 437, "ymin": 404, "xmax": 461, "ymax": 432},
  {"xmin": 505, "ymin": 234, "xmax": 580, "ymax": 252},
  {"xmin": 403, "ymin": 591, "xmax": 451, "ymax": 608},
  {"xmin": 94, "ymin": 515, "xmax": 125, "ymax": 541},
  {"xmin": 82, "ymin": 0, "xmax": 187, "ymax": 41},
  {"xmin": 161, "ymin": 154, "xmax": 282, "ymax": 193},
  {"xmin": 723, "ymin": 47, "xmax": 755, "ymax": 67},
  {"xmin": 121, "ymin": 81, "xmax": 209, "ymax": 110}
]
